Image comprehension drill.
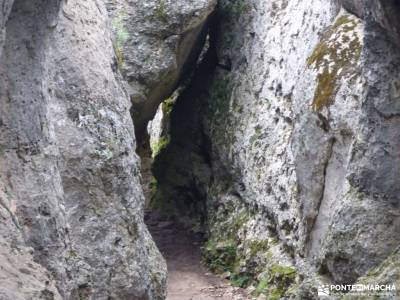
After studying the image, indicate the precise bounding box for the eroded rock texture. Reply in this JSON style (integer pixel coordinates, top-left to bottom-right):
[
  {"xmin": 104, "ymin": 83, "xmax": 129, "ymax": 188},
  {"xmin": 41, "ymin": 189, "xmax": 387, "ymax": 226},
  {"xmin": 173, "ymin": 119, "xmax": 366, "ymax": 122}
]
[
  {"xmin": 106, "ymin": 0, "xmax": 217, "ymax": 138},
  {"xmin": 2, "ymin": 0, "xmax": 400, "ymax": 298},
  {"xmin": 0, "ymin": 0, "xmax": 220, "ymax": 297},
  {"xmin": 0, "ymin": 0, "xmax": 210, "ymax": 298},
  {"xmin": 153, "ymin": 0, "xmax": 400, "ymax": 298}
]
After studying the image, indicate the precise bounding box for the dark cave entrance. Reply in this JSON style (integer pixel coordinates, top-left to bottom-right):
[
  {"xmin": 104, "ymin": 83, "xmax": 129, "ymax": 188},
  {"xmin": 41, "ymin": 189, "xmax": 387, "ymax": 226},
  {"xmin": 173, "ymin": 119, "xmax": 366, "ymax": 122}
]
[
  {"xmin": 135, "ymin": 23, "xmax": 218, "ymax": 233},
  {"xmin": 130, "ymin": 14, "xmax": 231, "ymax": 296},
  {"xmin": 135, "ymin": 19, "xmax": 253, "ymax": 297},
  {"xmin": 134, "ymin": 36, "xmax": 231, "ymax": 298},
  {"xmin": 138, "ymin": 62, "xmax": 212, "ymax": 232}
]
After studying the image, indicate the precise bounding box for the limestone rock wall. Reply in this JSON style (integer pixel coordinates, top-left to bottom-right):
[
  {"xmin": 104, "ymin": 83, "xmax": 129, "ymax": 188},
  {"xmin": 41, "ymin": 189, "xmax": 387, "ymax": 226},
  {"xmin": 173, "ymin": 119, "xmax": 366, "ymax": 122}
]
[
  {"xmin": 0, "ymin": 0, "xmax": 220, "ymax": 297},
  {"xmin": 2, "ymin": 0, "xmax": 400, "ymax": 298},
  {"xmin": 204, "ymin": 0, "xmax": 400, "ymax": 293},
  {"xmin": 0, "ymin": 1, "xmax": 62, "ymax": 299},
  {"xmin": 106, "ymin": 0, "xmax": 217, "ymax": 138},
  {"xmin": 154, "ymin": 0, "xmax": 400, "ymax": 297},
  {"xmin": 0, "ymin": 0, "xmax": 174, "ymax": 298},
  {"xmin": 0, "ymin": 0, "xmax": 13, "ymax": 56}
]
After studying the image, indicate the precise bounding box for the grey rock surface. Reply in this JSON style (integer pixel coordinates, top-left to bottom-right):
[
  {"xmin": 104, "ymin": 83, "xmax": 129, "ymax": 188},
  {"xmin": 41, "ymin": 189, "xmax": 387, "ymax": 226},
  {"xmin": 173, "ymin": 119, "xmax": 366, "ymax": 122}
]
[
  {"xmin": 340, "ymin": 0, "xmax": 400, "ymax": 46},
  {"xmin": 106, "ymin": 0, "xmax": 217, "ymax": 138},
  {"xmin": 153, "ymin": 0, "xmax": 400, "ymax": 297},
  {"xmin": 1, "ymin": 0, "xmax": 400, "ymax": 298},
  {"xmin": 0, "ymin": 0, "xmax": 14, "ymax": 56},
  {"xmin": 0, "ymin": 0, "xmax": 171, "ymax": 298},
  {"xmin": 0, "ymin": 191, "xmax": 62, "ymax": 300}
]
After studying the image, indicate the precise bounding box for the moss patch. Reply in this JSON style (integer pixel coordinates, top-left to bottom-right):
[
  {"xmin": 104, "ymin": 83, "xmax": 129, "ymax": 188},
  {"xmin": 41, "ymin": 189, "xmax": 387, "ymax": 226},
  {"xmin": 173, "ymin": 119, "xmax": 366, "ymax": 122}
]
[
  {"xmin": 253, "ymin": 265, "xmax": 297, "ymax": 299},
  {"xmin": 113, "ymin": 42, "xmax": 125, "ymax": 69},
  {"xmin": 150, "ymin": 136, "xmax": 170, "ymax": 157},
  {"xmin": 154, "ymin": 0, "xmax": 168, "ymax": 23},
  {"xmin": 307, "ymin": 13, "xmax": 362, "ymax": 111},
  {"xmin": 249, "ymin": 240, "xmax": 269, "ymax": 257},
  {"xmin": 203, "ymin": 240, "xmax": 237, "ymax": 274},
  {"xmin": 111, "ymin": 13, "xmax": 129, "ymax": 69},
  {"xmin": 202, "ymin": 198, "xmax": 298, "ymax": 295},
  {"xmin": 162, "ymin": 96, "xmax": 175, "ymax": 116},
  {"xmin": 202, "ymin": 203, "xmax": 258, "ymax": 288},
  {"xmin": 202, "ymin": 239, "xmax": 254, "ymax": 288},
  {"xmin": 220, "ymin": 0, "xmax": 251, "ymax": 18}
]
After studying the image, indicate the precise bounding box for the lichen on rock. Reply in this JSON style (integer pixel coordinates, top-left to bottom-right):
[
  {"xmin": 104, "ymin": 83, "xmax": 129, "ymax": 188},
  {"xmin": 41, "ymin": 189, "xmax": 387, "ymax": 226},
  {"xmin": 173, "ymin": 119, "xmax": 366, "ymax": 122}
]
[{"xmin": 307, "ymin": 10, "xmax": 363, "ymax": 111}]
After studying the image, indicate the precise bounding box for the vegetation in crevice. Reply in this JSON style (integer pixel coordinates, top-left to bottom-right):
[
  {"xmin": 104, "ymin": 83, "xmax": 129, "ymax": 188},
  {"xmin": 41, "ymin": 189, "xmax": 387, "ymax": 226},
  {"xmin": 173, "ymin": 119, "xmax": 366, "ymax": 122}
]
[
  {"xmin": 142, "ymin": 9, "xmax": 305, "ymax": 298},
  {"xmin": 113, "ymin": 42, "xmax": 125, "ymax": 69},
  {"xmin": 253, "ymin": 264, "xmax": 297, "ymax": 299},
  {"xmin": 148, "ymin": 45, "xmax": 217, "ymax": 229},
  {"xmin": 202, "ymin": 196, "xmax": 298, "ymax": 298},
  {"xmin": 154, "ymin": 0, "xmax": 169, "ymax": 24},
  {"xmin": 111, "ymin": 13, "xmax": 129, "ymax": 69},
  {"xmin": 150, "ymin": 136, "xmax": 170, "ymax": 158}
]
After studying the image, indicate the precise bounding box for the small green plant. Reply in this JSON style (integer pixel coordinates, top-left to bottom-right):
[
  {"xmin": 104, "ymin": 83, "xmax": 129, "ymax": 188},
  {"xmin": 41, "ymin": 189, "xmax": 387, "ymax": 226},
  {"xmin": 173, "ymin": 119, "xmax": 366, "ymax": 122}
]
[
  {"xmin": 252, "ymin": 265, "xmax": 297, "ymax": 298},
  {"xmin": 162, "ymin": 96, "xmax": 175, "ymax": 116},
  {"xmin": 225, "ymin": 0, "xmax": 250, "ymax": 18},
  {"xmin": 228, "ymin": 0, "xmax": 250, "ymax": 17},
  {"xmin": 203, "ymin": 240, "xmax": 237, "ymax": 274},
  {"xmin": 255, "ymin": 278, "xmax": 268, "ymax": 295},
  {"xmin": 154, "ymin": 0, "xmax": 168, "ymax": 23},
  {"xmin": 68, "ymin": 249, "xmax": 77, "ymax": 258},
  {"xmin": 249, "ymin": 240, "xmax": 269, "ymax": 257},
  {"xmin": 267, "ymin": 265, "xmax": 297, "ymax": 298},
  {"xmin": 150, "ymin": 136, "xmax": 170, "ymax": 157},
  {"xmin": 113, "ymin": 42, "xmax": 125, "ymax": 69},
  {"xmin": 111, "ymin": 13, "xmax": 129, "ymax": 68},
  {"xmin": 231, "ymin": 273, "xmax": 252, "ymax": 288},
  {"xmin": 149, "ymin": 176, "xmax": 158, "ymax": 197}
]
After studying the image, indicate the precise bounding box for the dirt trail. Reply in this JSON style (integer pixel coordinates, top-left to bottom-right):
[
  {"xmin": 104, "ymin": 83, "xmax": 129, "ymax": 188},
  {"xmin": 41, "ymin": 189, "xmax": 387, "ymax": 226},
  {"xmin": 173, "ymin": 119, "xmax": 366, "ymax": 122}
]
[{"xmin": 146, "ymin": 214, "xmax": 250, "ymax": 300}]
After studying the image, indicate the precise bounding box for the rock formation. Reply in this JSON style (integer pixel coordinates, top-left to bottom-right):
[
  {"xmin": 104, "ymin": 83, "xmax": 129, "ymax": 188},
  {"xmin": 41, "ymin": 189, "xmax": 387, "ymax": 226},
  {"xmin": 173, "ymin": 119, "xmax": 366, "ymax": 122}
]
[
  {"xmin": 106, "ymin": 0, "xmax": 217, "ymax": 139},
  {"xmin": 0, "ymin": 0, "xmax": 219, "ymax": 297},
  {"xmin": 153, "ymin": 0, "xmax": 400, "ymax": 298},
  {"xmin": 1, "ymin": 0, "xmax": 400, "ymax": 299}
]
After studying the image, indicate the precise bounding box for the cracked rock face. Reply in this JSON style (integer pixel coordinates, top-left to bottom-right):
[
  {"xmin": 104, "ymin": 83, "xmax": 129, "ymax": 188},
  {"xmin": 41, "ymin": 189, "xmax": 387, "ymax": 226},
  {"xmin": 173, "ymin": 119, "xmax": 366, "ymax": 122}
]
[
  {"xmin": 1, "ymin": 0, "xmax": 218, "ymax": 296},
  {"xmin": 2, "ymin": 0, "xmax": 400, "ymax": 298},
  {"xmin": 153, "ymin": 0, "xmax": 400, "ymax": 297},
  {"xmin": 0, "ymin": 0, "xmax": 183, "ymax": 298},
  {"xmin": 202, "ymin": 0, "xmax": 400, "ymax": 289}
]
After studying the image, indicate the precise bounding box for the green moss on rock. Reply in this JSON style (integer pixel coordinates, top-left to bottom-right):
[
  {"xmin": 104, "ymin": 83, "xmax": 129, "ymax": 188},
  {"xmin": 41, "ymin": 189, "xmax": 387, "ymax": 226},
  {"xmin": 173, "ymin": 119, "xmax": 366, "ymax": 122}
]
[
  {"xmin": 150, "ymin": 136, "xmax": 170, "ymax": 157},
  {"xmin": 162, "ymin": 96, "xmax": 175, "ymax": 116},
  {"xmin": 203, "ymin": 198, "xmax": 298, "ymax": 295},
  {"xmin": 249, "ymin": 240, "xmax": 269, "ymax": 257},
  {"xmin": 307, "ymin": 13, "xmax": 362, "ymax": 111},
  {"xmin": 154, "ymin": 0, "xmax": 168, "ymax": 23},
  {"xmin": 112, "ymin": 42, "xmax": 125, "ymax": 69},
  {"xmin": 203, "ymin": 240, "xmax": 237, "ymax": 274},
  {"xmin": 111, "ymin": 13, "xmax": 129, "ymax": 69},
  {"xmin": 253, "ymin": 265, "xmax": 297, "ymax": 299}
]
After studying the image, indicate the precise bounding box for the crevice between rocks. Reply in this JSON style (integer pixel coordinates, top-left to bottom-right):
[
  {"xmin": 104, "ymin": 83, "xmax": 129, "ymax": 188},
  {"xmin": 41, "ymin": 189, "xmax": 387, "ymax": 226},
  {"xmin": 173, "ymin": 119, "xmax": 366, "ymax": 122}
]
[{"xmin": 136, "ymin": 12, "xmax": 219, "ymax": 228}]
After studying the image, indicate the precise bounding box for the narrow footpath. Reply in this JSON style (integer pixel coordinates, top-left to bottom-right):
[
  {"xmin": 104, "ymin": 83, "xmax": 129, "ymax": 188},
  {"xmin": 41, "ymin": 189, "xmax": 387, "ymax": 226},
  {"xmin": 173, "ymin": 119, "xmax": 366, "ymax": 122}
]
[{"xmin": 146, "ymin": 213, "xmax": 250, "ymax": 300}]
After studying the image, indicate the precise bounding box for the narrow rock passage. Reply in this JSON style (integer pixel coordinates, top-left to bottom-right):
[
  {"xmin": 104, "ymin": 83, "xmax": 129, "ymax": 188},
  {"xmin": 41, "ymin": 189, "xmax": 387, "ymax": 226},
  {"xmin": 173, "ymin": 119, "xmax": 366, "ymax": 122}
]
[{"xmin": 145, "ymin": 213, "xmax": 250, "ymax": 300}]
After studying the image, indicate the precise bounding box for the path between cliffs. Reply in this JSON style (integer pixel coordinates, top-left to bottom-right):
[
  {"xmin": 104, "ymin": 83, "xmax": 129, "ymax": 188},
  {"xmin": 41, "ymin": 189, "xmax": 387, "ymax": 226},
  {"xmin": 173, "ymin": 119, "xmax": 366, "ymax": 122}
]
[{"xmin": 146, "ymin": 214, "xmax": 250, "ymax": 300}]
